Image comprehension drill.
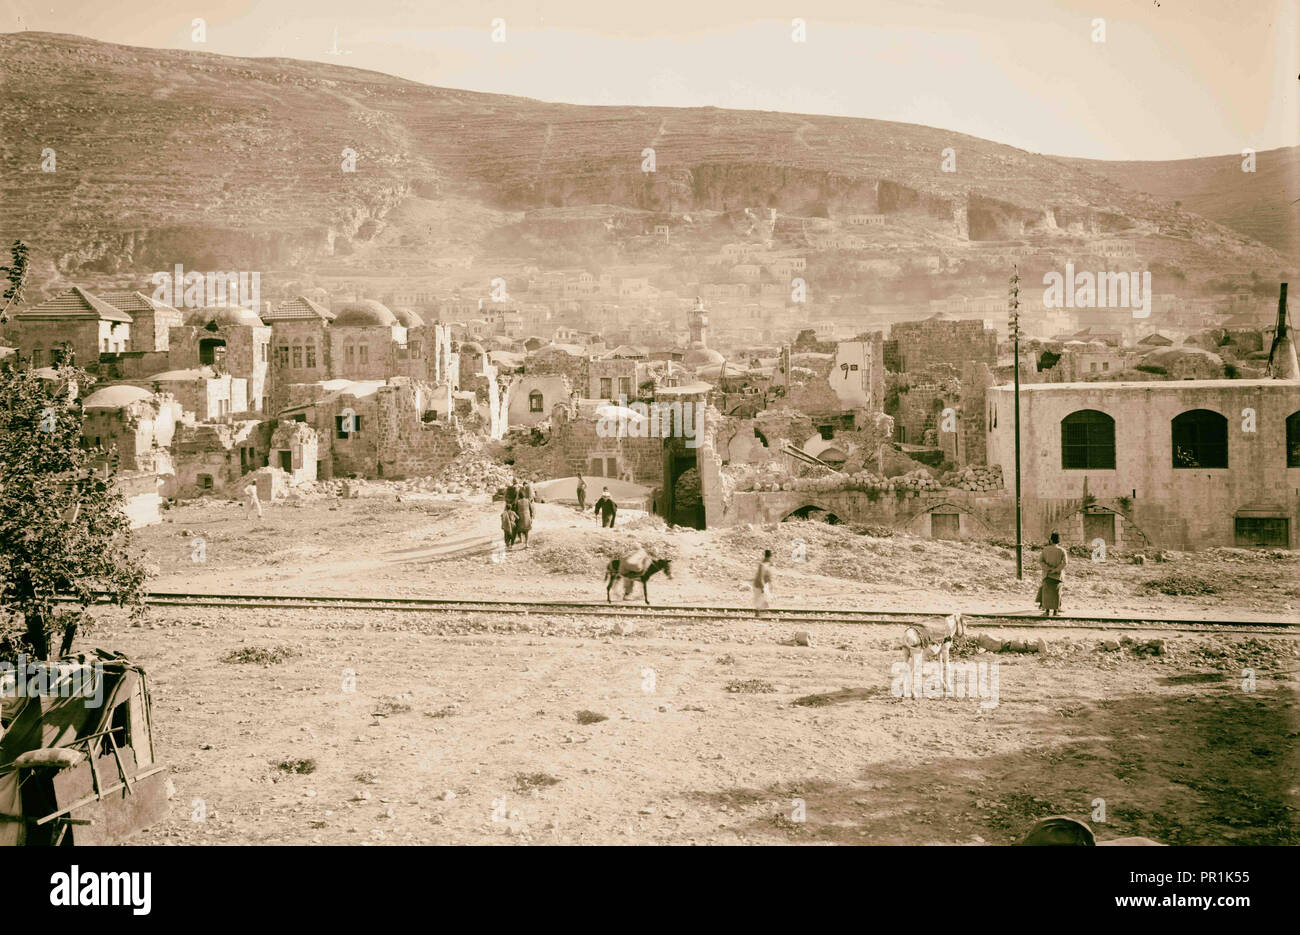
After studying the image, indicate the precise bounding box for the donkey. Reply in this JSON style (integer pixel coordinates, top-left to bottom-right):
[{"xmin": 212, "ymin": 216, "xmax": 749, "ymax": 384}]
[
  {"xmin": 605, "ymin": 548, "xmax": 673, "ymax": 604},
  {"xmin": 898, "ymin": 612, "xmax": 968, "ymax": 697}
]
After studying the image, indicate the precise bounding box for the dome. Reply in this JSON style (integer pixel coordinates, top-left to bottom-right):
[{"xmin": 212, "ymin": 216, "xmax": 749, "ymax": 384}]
[
  {"xmin": 186, "ymin": 305, "xmax": 265, "ymax": 328},
  {"xmin": 459, "ymin": 340, "xmax": 484, "ymax": 355},
  {"xmin": 683, "ymin": 347, "xmax": 725, "ymax": 369},
  {"xmin": 332, "ymin": 300, "xmax": 398, "ymax": 327},
  {"xmin": 83, "ymin": 385, "xmax": 154, "ymax": 409},
  {"xmin": 391, "ymin": 307, "xmax": 425, "ymax": 328}
]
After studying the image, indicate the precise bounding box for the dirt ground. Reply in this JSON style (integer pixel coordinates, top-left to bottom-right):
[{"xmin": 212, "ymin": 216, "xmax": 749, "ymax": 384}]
[{"xmin": 95, "ymin": 493, "xmax": 1300, "ymax": 845}]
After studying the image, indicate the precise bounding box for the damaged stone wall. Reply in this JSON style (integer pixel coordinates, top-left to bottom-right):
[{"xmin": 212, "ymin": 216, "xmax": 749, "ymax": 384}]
[
  {"xmin": 374, "ymin": 379, "xmax": 467, "ymax": 478},
  {"xmin": 892, "ymin": 317, "xmax": 997, "ymax": 373}
]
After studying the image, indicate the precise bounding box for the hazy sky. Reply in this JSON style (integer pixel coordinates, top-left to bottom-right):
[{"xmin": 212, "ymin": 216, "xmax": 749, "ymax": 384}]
[{"xmin": 3, "ymin": 0, "xmax": 1296, "ymax": 160}]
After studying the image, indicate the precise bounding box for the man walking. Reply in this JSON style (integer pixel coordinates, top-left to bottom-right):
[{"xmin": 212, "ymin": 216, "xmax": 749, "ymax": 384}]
[
  {"xmin": 244, "ymin": 479, "xmax": 263, "ymax": 521},
  {"xmin": 576, "ymin": 476, "xmax": 587, "ymax": 512},
  {"xmin": 1037, "ymin": 532, "xmax": 1067, "ymax": 617},
  {"xmin": 594, "ymin": 487, "xmax": 617, "ymax": 528},
  {"xmin": 752, "ymin": 549, "xmax": 774, "ymax": 610}
]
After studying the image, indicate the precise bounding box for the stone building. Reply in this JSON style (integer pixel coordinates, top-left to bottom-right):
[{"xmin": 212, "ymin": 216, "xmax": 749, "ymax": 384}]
[
  {"xmin": 169, "ymin": 306, "xmax": 271, "ymax": 413},
  {"xmin": 6, "ymin": 287, "xmax": 132, "ymax": 370},
  {"xmin": 328, "ymin": 300, "xmax": 406, "ymax": 382},
  {"xmin": 985, "ymin": 379, "xmax": 1300, "ymax": 549},
  {"xmin": 268, "ymin": 420, "xmax": 320, "ymax": 483},
  {"xmin": 80, "ymin": 384, "xmax": 181, "ymax": 476},
  {"xmin": 587, "ymin": 358, "xmax": 637, "ymax": 401},
  {"xmin": 507, "ymin": 374, "xmax": 570, "ymax": 427},
  {"xmin": 133, "ymin": 367, "xmax": 247, "ymax": 422},
  {"xmin": 100, "ymin": 291, "xmax": 183, "ymax": 353},
  {"xmin": 891, "ymin": 314, "xmax": 997, "ymax": 373},
  {"xmin": 264, "ymin": 296, "xmax": 334, "ymax": 403}
]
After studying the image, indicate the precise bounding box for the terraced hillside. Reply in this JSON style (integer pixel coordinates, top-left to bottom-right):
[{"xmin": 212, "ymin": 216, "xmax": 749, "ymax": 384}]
[
  {"xmin": 0, "ymin": 31, "xmax": 1290, "ymax": 294},
  {"xmin": 1060, "ymin": 147, "xmax": 1300, "ymax": 260}
]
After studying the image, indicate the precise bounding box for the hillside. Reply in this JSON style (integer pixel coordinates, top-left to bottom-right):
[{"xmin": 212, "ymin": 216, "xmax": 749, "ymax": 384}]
[
  {"xmin": 1059, "ymin": 147, "xmax": 1300, "ymax": 259},
  {"xmin": 0, "ymin": 31, "xmax": 1291, "ymax": 300}
]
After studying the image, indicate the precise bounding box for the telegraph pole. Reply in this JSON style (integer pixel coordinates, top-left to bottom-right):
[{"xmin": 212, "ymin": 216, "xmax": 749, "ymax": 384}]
[{"xmin": 1009, "ymin": 266, "xmax": 1023, "ymax": 580}]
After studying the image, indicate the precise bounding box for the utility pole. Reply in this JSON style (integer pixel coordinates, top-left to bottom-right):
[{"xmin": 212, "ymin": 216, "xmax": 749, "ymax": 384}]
[{"xmin": 1009, "ymin": 266, "xmax": 1023, "ymax": 580}]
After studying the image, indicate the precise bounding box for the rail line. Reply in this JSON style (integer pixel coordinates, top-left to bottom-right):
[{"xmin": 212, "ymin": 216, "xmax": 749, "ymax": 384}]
[{"xmin": 98, "ymin": 590, "xmax": 1300, "ymax": 636}]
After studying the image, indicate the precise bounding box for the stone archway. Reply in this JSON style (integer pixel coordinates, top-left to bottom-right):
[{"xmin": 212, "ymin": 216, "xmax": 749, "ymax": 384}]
[
  {"xmin": 899, "ymin": 500, "xmax": 999, "ymax": 537},
  {"xmin": 783, "ymin": 503, "xmax": 842, "ymax": 525}
]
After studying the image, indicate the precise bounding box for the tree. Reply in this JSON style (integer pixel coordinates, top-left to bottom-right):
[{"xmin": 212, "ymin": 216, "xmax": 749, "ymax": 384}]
[
  {"xmin": 0, "ymin": 357, "xmax": 147, "ymax": 661},
  {"xmin": 0, "ymin": 239, "xmax": 29, "ymax": 323}
]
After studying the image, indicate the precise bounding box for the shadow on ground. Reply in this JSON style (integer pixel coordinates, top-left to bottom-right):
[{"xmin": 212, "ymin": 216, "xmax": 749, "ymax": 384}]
[{"xmin": 684, "ymin": 684, "xmax": 1299, "ymax": 845}]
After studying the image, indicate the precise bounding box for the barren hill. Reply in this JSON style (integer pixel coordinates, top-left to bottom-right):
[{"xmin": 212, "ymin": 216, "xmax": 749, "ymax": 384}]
[
  {"xmin": 0, "ymin": 32, "xmax": 1290, "ymax": 296},
  {"xmin": 1059, "ymin": 148, "xmax": 1300, "ymax": 259}
]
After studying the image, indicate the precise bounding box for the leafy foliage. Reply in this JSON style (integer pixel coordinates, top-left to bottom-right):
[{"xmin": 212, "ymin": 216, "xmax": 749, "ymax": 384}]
[
  {"xmin": 0, "ymin": 240, "xmax": 29, "ymax": 322},
  {"xmin": 0, "ymin": 358, "xmax": 147, "ymax": 661}
]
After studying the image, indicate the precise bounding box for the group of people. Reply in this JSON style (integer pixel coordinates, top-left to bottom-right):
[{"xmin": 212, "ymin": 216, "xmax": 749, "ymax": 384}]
[
  {"xmin": 575, "ymin": 476, "xmax": 619, "ymax": 528},
  {"xmin": 499, "ymin": 478, "xmax": 536, "ymax": 549}
]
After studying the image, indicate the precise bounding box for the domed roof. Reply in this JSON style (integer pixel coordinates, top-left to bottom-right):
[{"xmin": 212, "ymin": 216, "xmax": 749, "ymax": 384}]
[
  {"xmin": 391, "ymin": 307, "xmax": 425, "ymax": 328},
  {"xmin": 332, "ymin": 300, "xmax": 398, "ymax": 327},
  {"xmin": 683, "ymin": 347, "xmax": 725, "ymax": 369},
  {"xmin": 83, "ymin": 384, "xmax": 154, "ymax": 409},
  {"xmin": 186, "ymin": 305, "xmax": 265, "ymax": 328},
  {"xmin": 459, "ymin": 340, "xmax": 484, "ymax": 355}
]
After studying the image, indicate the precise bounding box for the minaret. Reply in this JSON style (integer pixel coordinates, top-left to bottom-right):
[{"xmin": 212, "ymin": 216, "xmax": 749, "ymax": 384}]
[{"xmin": 689, "ymin": 296, "xmax": 709, "ymax": 349}]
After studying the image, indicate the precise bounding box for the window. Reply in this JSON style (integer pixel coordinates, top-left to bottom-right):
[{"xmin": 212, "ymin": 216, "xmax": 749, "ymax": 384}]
[
  {"xmin": 529, "ymin": 390, "xmax": 544, "ymax": 412},
  {"xmin": 1171, "ymin": 409, "xmax": 1228, "ymax": 468},
  {"xmin": 1235, "ymin": 517, "xmax": 1289, "ymax": 548},
  {"xmin": 345, "ymin": 344, "xmax": 355, "ymax": 364},
  {"xmin": 1102, "ymin": 361, "xmax": 1109, "ymax": 371},
  {"xmin": 276, "ymin": 346, "xmax": 290, "ymax": 368},
  {"xmin": 199, "ymin": 474, "xmax": 214, "ymax": 489},
  {"xmin": 619, "ymin": 377, "xmax": 632, "ymax": 398},
  {"xmin": 358, "ymin": 345, "xmax": 368, "ymax": 364},
  {"xmin": 31, "ymin": 347, "xmax": 42, "ymax": 366},
  {"xmin": 1089, "ymin": 362, "xmax": 1097, "ymax": 372},
  {"xmin": 336, "ymin": 414, "xmax": 362, "ymax": 438},
  {"xmin": 1061, "ymin": 410, "xmax": 1115, "ymax": 470},
  {"xmin": 1287, "ymin": 411, "xmax": 1300, "ymax": 468},
  {"xmin": 292, "ymin": 344, "xmax": 302, "ymax": 368},
  {"xmin": 818, "ymin": 425, "xmax": 835, "ymax": 441},
  {"xmin": 261, "ymin": 343, "xmax": 268, "ymax": 363},
  {"xmin": 305, "ymin": 341, "xmax": 316, "ymax": 369},
  {"xmin": 600, "ymin": 377, "xmax": 613, "ymax": 398}
]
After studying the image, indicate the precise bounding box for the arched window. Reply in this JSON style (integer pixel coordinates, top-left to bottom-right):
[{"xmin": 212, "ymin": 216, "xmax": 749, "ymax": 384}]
[
  {"xmin": 529, "ymin": 390, "xmax": 544, "ymax": 412},
  {"xmin": 1286, "ymin": 411, "xmax": 1300, "ymax": 468},
  {"xmin": 291, "ymin": 343, "xmax": 302, "ymax": 369},
  {"xmin": 1171, "ymin": 409, "xmax": 1228, "ymax": 468},
  {"xmin": 1061, "ymin": 409, "xmax": 1115, "ymax": 469}
]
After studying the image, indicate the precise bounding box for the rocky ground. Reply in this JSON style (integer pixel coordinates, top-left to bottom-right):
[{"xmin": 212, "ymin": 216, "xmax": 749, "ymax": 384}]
[{"xmin": 95, "ymin": 492, "xmax": 1300, "ymax": 845}]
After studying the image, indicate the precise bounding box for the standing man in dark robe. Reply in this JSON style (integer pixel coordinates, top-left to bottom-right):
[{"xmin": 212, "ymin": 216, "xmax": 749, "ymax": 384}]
[
  {"xmin": 500, "ymin": 502, "xmax": 517, "ymax": 550},
  {"xmin": 513, "ymin": 489, "xmax": 533, "ymax": 548},
  {"xmin": 593, "ymin": 487, "xmax": 618, "ymax": 528},
  {"xmin": 576, "ymin": 476, "xmax": 587, "ymax": 512},
  {"xmin": 1037, "ymin": 532, "xmax": 1067, "ymax": 617}
]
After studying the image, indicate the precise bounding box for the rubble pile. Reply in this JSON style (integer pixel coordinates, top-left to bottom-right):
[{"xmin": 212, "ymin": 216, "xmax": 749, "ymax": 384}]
[
  {"xmin": 431, "ymin": 452, "xmax": 527, "ymax": 496},
  {"xmin": 940, "ymin": 464, "xmax": 1004, "ymax": 491},
  {"xmin": 729, "ymin": 465, "xmax": 944, "ymax": 495}
]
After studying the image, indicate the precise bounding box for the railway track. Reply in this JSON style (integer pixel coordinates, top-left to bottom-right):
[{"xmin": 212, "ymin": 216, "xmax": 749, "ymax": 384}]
[{"xmin": 99, "ymin": 590, "xmax": 1300, "ymax": 636}]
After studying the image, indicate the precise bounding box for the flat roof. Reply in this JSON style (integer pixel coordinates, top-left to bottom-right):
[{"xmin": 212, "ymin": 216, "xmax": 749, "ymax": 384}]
[{"xmin": 989, "ymin": 379, "xmax": 1294, "ymax": 392}]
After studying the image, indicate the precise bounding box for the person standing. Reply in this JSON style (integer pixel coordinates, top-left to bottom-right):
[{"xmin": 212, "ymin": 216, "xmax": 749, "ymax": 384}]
[
  {"xmin": 752, "ymin": 549, "xmax": 774, "ymax": 610},
  {"xmin": 244, "ymin": 480, "xmax": 263, "ymax": 521},
  {"xmin": 513, "ymin": 491, "xmax": 533, "ymax": 548},
  {"xmin": 576, "ymin": 476, "xmax": 587, "ymax": 512},
  {"xmin": 500, "ymin": 502, "xmax": 517, "ymax": 550},
  {"xmin": 594, "ymin": 487, "xmax": 617, "ymax": 528},
  {"xmin": 1037, "ymin": 532, "xmax": 1067, "ymax": 617}
]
